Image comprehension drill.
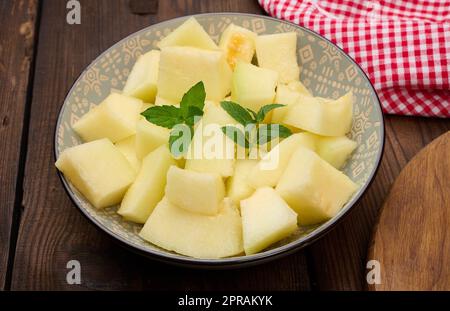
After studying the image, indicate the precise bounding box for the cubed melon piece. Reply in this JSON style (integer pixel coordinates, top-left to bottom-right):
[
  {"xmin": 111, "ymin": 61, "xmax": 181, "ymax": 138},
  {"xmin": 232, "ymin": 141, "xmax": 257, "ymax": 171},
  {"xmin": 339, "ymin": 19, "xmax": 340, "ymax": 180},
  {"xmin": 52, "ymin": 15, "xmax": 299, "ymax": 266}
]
[
  {"xmin": 157, "ymin": 46, "xmax": 232, "ymax": 102},
  {"xmin": 271, "ymin": 84, "xmax": 303, "ymax": 123},
  {"xmin": 276, "ymin": 147, "xmax": 358, "ymax": 225},
  {"xmin": 55, "ymin": 139, "xmax": 136, "ymax": 208},
  {"xmin": 255, "ymin": 32, "xmax": 300, "ymax": 83},
  {"xmin": 165, "ymin": 166, "xmax": 225, "ymax": 215},
  {"xmin": 135, "ymin": 118, "xmax": 170, "ymax": 159},
  {"xmin": 219, "ymin": 23, "xmax": 257, "ymax": 69},
  {"xmin": 241, "ymin": 187, "xmax": 297, "ymax": 255},
  {"xmin": 231, "ymin": 62, "xmax": 278, "ymax": 112},
  {"xmin": 115, "ymin": 135, "xmax": 141, "ymax": 172},
  {"xmin": 140, "ymin": 197, "xmax": 243, "ymax": 259},
  {"xmin": 316, "ymin": 136, "xmax": 357, "ymax": 169},
  {"xmin": 282, "ymin": 92, "xmax": 353, "ymax": 136},
  {"xmin": 123, "ymin": 50, "xmax": 160, "ymax": 103},
  {"xmin": 226, "ymin": 159, "xmax": 257, "ymax": 203},
  {"xmin": 157, "ymin": 17, "xmax": 218, "ymax": 50},
  {"xmin": 202, "ymin": 101, "xmax": 236, "ymax": 126},
  {"xmin": 287, "ymin": 80, "xmax": 311, "ymax": 96},
  {"xmin": 140, "ymin": 103, "xmax": 154, "ymax": 113},
  {"xmin": 117, "ymin": 145, "xmax": 177, "ymax": 223},
  {"xmin": 185, "ymin": 122, "xmax": 235, "ymax": 177},
  {"xmin": 247, "ymin": 133, "xmax": 316, "ymax": 188},
  {"xmin": 73, "ymin": 93, "xmax": 142, "ymax": 143},
  {"xmin": 154, "ymin": 96, "xmax": 178, "ymax": 107}
]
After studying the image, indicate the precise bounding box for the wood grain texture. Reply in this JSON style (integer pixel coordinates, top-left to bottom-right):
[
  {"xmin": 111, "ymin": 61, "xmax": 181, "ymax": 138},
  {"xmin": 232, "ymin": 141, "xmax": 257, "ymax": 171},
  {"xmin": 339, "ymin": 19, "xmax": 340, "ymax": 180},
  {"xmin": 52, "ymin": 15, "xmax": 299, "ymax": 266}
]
[
  {"xmin": 11, "ymin": 0, "xmax": 312, "ymax": 290},
  {"xmin": 0, "ymin": 0, "xmax": 39, "ymax": 290},
  {"xmin": 368, "ymin": 131, "xmax": 449, "ymax": 290},
  {"xmin": 306, "ymin": 116, "xmax": 450, "ymax": 290}
]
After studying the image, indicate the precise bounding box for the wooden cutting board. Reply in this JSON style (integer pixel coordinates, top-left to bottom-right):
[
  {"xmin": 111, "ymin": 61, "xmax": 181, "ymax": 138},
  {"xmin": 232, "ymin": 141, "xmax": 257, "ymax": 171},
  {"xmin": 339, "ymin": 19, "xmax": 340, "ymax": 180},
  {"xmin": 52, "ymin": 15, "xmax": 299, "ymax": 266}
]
[{"xmin": 368, "ymin": 131, "xmax": 450, "ymax": 291}]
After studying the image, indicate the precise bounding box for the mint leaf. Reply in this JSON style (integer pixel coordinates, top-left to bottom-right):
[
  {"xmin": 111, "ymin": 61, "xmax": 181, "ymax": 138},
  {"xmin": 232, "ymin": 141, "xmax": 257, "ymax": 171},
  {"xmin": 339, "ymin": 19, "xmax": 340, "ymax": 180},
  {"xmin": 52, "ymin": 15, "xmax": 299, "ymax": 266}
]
[
  {"xmin": 256, "ymin": 104, "xmax": 285, "ymax": 122},
  {"xmin": 246, "ymin": 108, "xmax": 257, "ymax": 120},
  {"xmin": 141, "ymin": 105, "xmax": 182, "ymax": 129},
  {"xmin": 180, "ymin": 81, "xmax": 206, "ymax": 119},
  {"xmin": 185, "ymin": 106, "xmax": 204, "ymax": 127},
  {"xmin": 220, "ymin": 101, "xmax": 255, "ymax": 126},
  {"xmin": 257, "ymin": 124, "xmax": 292, "ymax": 145},
  {"xmin": 221, "ymin": 126, "xmax": 249, "ymax": 148}
]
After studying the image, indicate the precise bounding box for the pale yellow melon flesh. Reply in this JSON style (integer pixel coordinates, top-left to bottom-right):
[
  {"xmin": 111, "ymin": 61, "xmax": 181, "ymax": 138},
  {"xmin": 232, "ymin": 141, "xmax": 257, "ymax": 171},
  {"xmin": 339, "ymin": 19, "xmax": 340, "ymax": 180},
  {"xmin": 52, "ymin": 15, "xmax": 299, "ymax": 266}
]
[
  {"xmin": 271, "ymin": 84, "xmax": 303, "ymax": 124},
  {"xmin": 247, "ymin": 133, "xmax": 316, "ymax": 188},
  {"xmin": 165, "ymin": 165, "xmax": 225, "ymax": 216},
  {"xmin": 157, "ymin": 17, "xmax": 218, "ymax": 50},
  {"xmin": 139, "ymin": 197, "xmax": 243, "ymax": 259},
  {"xmin": 55, "ymin": 138, "xmax": 136, "ymax": 208},
  {"xmin": 316, "ymin": 136, "xmax": 357, "ymax": 169},
  {"xmin": 276, "ymin": 147, "xmax": 358, "ymax": 225},
  {"xmin": 73, "ymin": 93, "xmax": 142, "ymax": 143},
  {"xmin": 282, "ymin": 92, "xmax": 354, "ymax": 136},
  {"xmin": 202, "ymin": 101, "xmax": 236, "ymax": 126},
  {"xmin": 123, "ymin": 50, "xmax": 160, "ymax": 103},
  {"xmin": 115, "ymin": 135, "xmax": 141, "ymax": 172},
  {"xmin": 154, "ymin": 96, "xmax": 179, "ymax": 107},
  {"xmin": 157, "ymin": 46, "xmax": 232, "ymax": 102},
  {"xmin": 219, "ymin": 23, "xmax": 257, "ymax": 69},
  {"xmin": 185, "ymin": 121, "xmax": 236, "ymax": 178},
  {"xmin": 255, "ymin": 32, "xmax": 300, "ymax": 84},
  {"xmin": 135, "ymin": 118, "xmax": 170, "ymax": 159},
  {"xmin": 241, "ymin": 187, "xmax": 297, "ymax": 255},
  {"xmin": 117, "ymin": 145, "xmax": 177, "ymax": 223},
  {"xmin": 231, "ymin": 62, "xmax": 278, "ymax": 112},
  {"xmin": 226, "ymin": 159, "xmax": 257, "ymax": 203}
]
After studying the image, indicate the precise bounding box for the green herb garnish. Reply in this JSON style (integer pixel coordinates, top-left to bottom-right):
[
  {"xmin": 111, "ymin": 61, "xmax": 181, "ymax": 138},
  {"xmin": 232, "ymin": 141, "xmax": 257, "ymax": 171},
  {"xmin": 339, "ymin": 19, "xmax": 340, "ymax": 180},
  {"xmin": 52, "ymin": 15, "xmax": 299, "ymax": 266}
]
[
  {"xmin": 220, "ymin": 101, "xmax": 292, "ymax": 148},
  {"xmin": 141, "ymin": 81, "xmax": 206, "ymax": 156}
]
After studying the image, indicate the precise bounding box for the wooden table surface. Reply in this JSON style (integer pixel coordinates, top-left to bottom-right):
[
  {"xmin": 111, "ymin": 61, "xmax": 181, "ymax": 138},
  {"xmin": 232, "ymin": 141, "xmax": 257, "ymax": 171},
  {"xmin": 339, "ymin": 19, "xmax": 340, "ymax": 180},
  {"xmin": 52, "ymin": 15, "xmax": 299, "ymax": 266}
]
[{"xmin": 1, "ymin": 0, "xmax": 449, "ymax": 291}]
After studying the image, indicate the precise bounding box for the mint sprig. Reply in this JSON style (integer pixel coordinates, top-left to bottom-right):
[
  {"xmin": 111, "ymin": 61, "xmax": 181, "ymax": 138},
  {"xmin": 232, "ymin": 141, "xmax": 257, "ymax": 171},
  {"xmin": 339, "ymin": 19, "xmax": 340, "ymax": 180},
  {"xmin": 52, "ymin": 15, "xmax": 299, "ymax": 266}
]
[
  {"xmin": 141, "ymin": 81, "xmax": 206, "ymax": 156},
  {"xmin": 220, "ymin": 101, "xmax": 292, "ymax": 148}
]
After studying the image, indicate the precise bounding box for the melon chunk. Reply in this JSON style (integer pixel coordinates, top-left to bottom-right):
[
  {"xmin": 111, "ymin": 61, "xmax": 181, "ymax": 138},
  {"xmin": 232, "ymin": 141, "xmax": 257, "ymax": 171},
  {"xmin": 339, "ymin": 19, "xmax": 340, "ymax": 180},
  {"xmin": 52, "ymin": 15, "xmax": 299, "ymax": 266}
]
[
  {"xmin": 287, "ymin": 80, "xmax": 311, "ymax": 96},
  {"xmin": 316, "ymin": 136, "xmax": 357, "ymax": 169},
  {"xmin": 123, "ymin": 50, "xmax": 160, "ymax": 103},
  {"xmin": 73, "ymin": 93, "xmax": 142, "ymax": 143},
  {"xmin": 202, "ymin": 101, "xmax": 236, "ymax": 126},
  {"xmin": 115, "ymin": 135, "xmax": 141, "ymax": 172},
  {"xmin": 276, "ymin": 147, "xmax": 358, "ymax": 225},
  {"xmin": 157, "ymin": 46, "xmax": 232, "ymax": 102},
  {"xmin": 255, "ymin": 32, "xmax": 300, "ymax": 83},
  {"xmin": 140, "ymin": 103, "xmax": 154, "ymax": 113},
  {"xmin": 154, "ymin": 96, "xmax": 178, "ymax": 107},
  {"xmin": 226, "ymin": 159, "xmax": 257, "ymax": 203},
  {"xmin": 135, "ymin": 118, "xmax": 170, "ymax": 159},
  {"xmin": 247, "ymin": 133, "xmax": 316, "ymax": 188},
  {"xmin": 165, "ymin": 166, "xmax": 225, "ymax": 215},
  {"xmin": 157, "ymin": 17, "xmax": 218, "ymax": 50},
  {"xmin": 271, "ymin": 84, "xmax": 303, "ymax": 123},
  {"xmin": 241, "ymin": 187, "xmax": 297, "ymax": 255},
  {"xmin": 55, "ymin": 139, "xmax": 136, "ymax": 208},
  {"xmin": 282, "ymin": 92, "xmax": 353, "ymax": 136},
  {"xmin": 219, "ymin": 23, "xmax": 257, "ymax": 69},
  {"xmin": 185, "ymin": 122, "xmax": 235, "ymax": 177},
  {"xmin": 140, "ymin": 197, "xmax": 243, "ymax": 259},
  {"xmin": 231, "ymin": 62, "xmax": 278, "ymax": 112},
  {"xmin": 117, "ymin": 145, "xmax": 177, "ymax": 223}
]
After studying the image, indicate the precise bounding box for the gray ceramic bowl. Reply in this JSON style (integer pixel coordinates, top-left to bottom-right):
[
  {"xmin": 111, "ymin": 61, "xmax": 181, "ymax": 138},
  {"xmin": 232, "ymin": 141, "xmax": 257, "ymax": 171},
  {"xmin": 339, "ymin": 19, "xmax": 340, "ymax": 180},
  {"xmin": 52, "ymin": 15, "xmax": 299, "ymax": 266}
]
[{"xmin": 55, "ymin": 13, "xmax": 384, "ymax": 268}]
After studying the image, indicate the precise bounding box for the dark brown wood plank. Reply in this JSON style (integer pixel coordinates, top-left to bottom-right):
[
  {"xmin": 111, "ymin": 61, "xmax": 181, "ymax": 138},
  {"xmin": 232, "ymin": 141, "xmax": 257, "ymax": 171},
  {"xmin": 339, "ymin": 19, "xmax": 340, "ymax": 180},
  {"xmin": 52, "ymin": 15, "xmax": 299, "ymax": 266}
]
[
  {"xmin": 369, "ymin": 132, "xmax": 449, "ymax": 290},
  {"xmin": 11, "ymin": 0, "xmax": 311, "ymax": 290},
  {"xmin": 307, "ymin": 116, "xmax": 450, "ymax": 290},
  {"xmin": 0, "ymin": 0, "xmax": 39, "ymax": 290}
]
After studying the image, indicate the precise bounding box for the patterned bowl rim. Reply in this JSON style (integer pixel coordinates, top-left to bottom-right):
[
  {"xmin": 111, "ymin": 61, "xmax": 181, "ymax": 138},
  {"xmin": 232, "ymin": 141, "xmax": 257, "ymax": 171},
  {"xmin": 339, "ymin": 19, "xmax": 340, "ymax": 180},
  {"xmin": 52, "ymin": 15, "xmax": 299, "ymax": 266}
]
[{"xmin": 54, "ymin": 12, "xmax": 385, "ymax": 268}]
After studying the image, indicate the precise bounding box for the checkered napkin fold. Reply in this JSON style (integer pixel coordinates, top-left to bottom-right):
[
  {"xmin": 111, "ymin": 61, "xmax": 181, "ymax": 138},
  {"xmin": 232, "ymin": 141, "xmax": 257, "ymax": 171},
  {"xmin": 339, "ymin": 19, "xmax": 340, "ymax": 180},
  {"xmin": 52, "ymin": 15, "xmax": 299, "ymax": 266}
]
[{"xmin": 258, "ymin": 0, "xmax": 450, "ymax": 117}]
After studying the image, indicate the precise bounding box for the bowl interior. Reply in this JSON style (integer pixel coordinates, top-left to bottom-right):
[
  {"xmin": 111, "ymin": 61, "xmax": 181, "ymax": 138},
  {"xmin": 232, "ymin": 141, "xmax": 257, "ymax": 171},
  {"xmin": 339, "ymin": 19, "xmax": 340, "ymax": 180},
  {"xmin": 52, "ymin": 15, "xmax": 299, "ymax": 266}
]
[{"xmin": 55, "ymin": 13, "xmax": 384, "ymax": 265}]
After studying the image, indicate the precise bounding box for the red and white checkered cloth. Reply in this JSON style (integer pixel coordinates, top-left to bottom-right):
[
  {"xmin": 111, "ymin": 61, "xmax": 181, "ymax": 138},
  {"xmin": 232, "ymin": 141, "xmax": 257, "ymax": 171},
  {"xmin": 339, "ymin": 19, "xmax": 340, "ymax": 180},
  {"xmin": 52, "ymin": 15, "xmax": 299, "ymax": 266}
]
[{"xmin": 258, "ymin": 0, "xmax": 450, "ymax": 117}]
